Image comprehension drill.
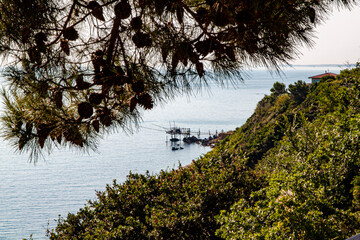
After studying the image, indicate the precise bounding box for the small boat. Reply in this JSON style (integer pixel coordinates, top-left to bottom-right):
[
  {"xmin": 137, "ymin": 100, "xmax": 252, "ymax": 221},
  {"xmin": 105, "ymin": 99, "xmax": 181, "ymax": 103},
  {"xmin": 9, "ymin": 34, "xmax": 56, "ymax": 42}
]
[
  {"xmin": 172, "ymin": 146, "xmax": 179, "ymax": 151},
  {"xmin": 170, "ymin": 138, "xmax": 180, "ymax": 142}
]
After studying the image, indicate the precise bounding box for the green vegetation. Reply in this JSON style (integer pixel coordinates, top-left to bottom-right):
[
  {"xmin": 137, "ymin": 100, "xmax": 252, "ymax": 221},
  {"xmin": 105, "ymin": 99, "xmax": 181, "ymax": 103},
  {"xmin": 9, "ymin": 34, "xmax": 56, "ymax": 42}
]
[{"xmin": 50, "ymin": 66, "xmax": 360, "ymax": 239}]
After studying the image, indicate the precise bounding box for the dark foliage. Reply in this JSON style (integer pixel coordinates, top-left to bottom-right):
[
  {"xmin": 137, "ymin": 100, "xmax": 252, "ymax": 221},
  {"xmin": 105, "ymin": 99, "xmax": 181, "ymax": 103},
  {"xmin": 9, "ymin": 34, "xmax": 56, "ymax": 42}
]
[
  {"xmin": 0, "ymin": 0, "xmax": 356, "ymax": 159},
  {"xmin": 288, "ymin": 80, "xmax": 309, "ymax": 104}
]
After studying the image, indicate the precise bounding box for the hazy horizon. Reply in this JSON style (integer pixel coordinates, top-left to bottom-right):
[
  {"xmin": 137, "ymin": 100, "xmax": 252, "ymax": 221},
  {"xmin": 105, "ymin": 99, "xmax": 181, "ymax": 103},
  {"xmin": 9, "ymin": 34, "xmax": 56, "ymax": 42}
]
[{"xmin": 291, "ymin": 5, "xmax": 360, "ymax": 65}]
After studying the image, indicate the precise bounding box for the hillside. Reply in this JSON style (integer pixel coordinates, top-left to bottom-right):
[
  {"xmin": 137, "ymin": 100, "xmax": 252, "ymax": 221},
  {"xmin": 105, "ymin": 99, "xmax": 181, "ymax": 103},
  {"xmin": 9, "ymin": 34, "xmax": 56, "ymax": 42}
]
[{"xmin": 49, "ymin": 65, "xmax": 360, "ymax": 239}]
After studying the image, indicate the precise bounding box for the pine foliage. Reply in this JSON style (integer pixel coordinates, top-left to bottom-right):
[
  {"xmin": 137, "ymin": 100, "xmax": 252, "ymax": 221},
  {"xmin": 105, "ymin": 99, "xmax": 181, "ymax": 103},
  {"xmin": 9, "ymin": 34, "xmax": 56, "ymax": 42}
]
[{"xmin": 0, "ymin": 0, "xmax": 356, "ymax": 159}]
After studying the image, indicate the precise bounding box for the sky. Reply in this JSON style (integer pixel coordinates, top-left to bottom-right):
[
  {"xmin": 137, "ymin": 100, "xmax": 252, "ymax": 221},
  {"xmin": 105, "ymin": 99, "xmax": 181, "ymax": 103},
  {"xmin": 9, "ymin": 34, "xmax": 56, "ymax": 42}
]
[{"xmin": 291, "ymin": 5, "xmax": 360, "ymax": 65}]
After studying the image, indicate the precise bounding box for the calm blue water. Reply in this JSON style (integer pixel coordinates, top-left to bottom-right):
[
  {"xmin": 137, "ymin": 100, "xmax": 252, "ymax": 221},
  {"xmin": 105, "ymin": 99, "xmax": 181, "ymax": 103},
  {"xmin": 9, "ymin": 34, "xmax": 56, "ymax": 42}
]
[{"xmin": 0, "ymin": 65, "xmax": 348, "ymax": 239}]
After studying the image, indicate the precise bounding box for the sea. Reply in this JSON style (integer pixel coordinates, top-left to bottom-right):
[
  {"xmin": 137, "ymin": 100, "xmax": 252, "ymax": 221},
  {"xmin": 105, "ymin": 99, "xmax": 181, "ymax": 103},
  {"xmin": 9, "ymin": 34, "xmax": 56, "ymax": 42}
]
[{"xmin": 0, "ymin": 64, "xmax": 350, "ymax": 239}]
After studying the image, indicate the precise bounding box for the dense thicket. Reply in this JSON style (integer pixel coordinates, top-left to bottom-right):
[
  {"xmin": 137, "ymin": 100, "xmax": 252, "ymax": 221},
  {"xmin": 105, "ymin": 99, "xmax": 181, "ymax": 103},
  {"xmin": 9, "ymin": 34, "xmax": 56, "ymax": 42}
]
[
  {"xmin": 50, "ymin": 65, "xmax": 360, "ymax": 239},
  {"xmin": 0, "ymin": 0, "xmax": 356, "ymax": 159}
]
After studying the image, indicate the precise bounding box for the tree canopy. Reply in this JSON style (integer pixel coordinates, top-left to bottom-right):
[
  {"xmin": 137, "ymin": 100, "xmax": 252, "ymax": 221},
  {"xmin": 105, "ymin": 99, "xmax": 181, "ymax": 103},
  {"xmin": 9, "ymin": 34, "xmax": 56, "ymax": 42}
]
[{"xmin": 0, "ymin": 0, "xmax": 356, "ymax": 159}]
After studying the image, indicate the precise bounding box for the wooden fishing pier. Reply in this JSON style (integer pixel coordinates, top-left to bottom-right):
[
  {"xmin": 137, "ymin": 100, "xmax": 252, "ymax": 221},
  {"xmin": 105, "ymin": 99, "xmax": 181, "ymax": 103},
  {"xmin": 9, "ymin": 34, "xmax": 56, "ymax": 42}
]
[
  {"xmin": 144, "ymin": 122, "xmax": 230, "ymax": 150},
  {"xmin": 164, "ymin": 123, "xmax": 225, "ymax": 150}
]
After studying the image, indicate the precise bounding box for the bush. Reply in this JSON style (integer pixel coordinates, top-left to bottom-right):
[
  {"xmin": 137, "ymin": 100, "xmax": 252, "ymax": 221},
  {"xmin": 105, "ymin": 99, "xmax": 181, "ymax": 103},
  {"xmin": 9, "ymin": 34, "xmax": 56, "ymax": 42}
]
[
  {"xmin": 288, "ymin": 80, "xmax": 309, "ymax": 104},
  {"xmin": 270, "ymin": 81, "xmax": 287, "ymax": 96}
]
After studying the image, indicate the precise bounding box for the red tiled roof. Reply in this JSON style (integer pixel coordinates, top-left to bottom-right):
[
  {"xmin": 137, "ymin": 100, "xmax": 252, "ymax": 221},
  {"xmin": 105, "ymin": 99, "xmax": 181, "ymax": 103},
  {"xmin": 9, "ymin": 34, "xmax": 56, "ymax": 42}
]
[{"xmin": 308, "ymin": 72, "xmax": 338, "ymax": 79}]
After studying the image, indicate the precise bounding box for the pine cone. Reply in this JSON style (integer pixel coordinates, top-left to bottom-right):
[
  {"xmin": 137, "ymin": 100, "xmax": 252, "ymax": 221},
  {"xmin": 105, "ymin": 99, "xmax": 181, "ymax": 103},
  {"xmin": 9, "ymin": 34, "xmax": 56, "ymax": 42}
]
[
  {"xmin": 131, "ymin": 80, "xmax": 145, "ymax": 93},
  {"xmin": 89, "ymin": 93, "xmax": 104, "ymax": 105},
  {"xmin": 35, "ymin": 32, "xmax": 47, "ymax": 47},
  {"xmin": 195, "ymin": 39, "xmax": 212, "ymax": 56},
  {"xmin": 308, "ymin": 7, "xmax": 316, "ymax": 23},
  {"xmin": 115, "ymin": 0, "xmax": 131, "ymax": 19},
  {"xmin": 100, "ymin": 116, "xmax": 111, "ymax": 127},
  {"xmin": 76, "ymin": 75, "xmax": 91, "ymax": 90},
  {"xmin": 64, "ymin": 127, "xmax": 83, "ymax": 147},
  {"xmin": 132, "ymin": 32, "xmax": 152, "ymax": 48},
  {"xmin": 137, "ymin": 93, "xmax": 154, "ymax": 110},
  {"xmin": 130, "ymin": 17, "xmax": 142, "ymax": 30},
  {"xmin": 78, "ymin": 102, "xmax": 94, "ymax": 119},
  {"xmin": 63, "ymin": 26, "xmax": 79, "ymax": 41},
  {"xmin": 88, "ymin": 1, "xmax": 105, "ymax": 21}
]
